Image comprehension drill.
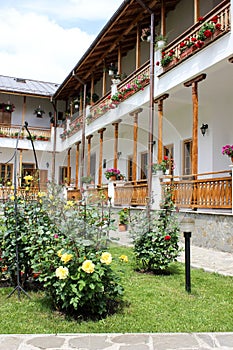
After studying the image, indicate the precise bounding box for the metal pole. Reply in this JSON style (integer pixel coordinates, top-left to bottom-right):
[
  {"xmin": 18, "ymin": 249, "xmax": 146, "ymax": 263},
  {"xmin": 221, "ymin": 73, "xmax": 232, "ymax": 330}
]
[{"xmin": 184, "ymin": 231, "xmax": 191, "ymax": 293}]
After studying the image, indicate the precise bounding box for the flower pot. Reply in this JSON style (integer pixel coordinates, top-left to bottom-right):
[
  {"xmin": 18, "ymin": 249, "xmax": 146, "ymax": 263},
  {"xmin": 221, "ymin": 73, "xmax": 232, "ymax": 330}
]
[
  {"xmin": 157, "ymin": 40, "xmax": 166, "ymax": 49},
  {"xmin": 180, "ymin": 45, "xmax": 197, "ymax": 59},
  {"xmin": 110, "ymin": 175, "xmax": 117, "ymax": 181},
  {"xmin": 163, "ymin": 57, "xmax": 179, "ymax": 72},
  {"xmin": 118, "ymin": 223, "xmax": 128, "ymax": 232}
]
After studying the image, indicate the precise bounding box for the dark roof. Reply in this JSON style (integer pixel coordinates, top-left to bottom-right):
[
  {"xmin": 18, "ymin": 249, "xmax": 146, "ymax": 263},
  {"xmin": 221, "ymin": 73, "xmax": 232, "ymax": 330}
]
[
  {"xmin": 53, "ymin": 0, "xmax": 181, "ymax": 101},
  {"xmin": 0, "ymin": 75, "xmax": 59, "ymax": 98}
]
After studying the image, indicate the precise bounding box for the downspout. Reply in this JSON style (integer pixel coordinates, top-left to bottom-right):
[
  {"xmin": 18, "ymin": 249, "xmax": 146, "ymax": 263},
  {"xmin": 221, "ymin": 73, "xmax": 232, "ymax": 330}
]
[
  {"xmin": 72, "ymin": 71, "xmax": 87, "ymax": 187},
  {"xmin": 135, "ymin": 0, "xmax": 155, "ymax": 212},
  {"xmin": 51, "ymin": 99, "xmax": 57, "ymax": 183}
]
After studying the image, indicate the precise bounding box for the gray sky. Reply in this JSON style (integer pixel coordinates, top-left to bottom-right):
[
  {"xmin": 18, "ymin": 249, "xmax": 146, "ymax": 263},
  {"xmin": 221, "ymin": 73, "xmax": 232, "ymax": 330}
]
[{"xmin": 0, "ymin": 0, "xmax": 123, "ymax": 83}]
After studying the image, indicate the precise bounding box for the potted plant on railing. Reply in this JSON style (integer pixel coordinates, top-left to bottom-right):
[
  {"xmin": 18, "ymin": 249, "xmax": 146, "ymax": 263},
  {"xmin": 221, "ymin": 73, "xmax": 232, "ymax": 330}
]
[
  {"xmin": 152, "ymin": 156, "xmax": 170, "ymax": 175},
  {"xmin": 160, "ymin": 50, "xmax": 178, "ymax": 70},
  {"xmin": 104, "ymin": 168, "xmax": 121, "ymax": 181},
  {"xmin": 118, "ymin": 207, "xmax": 129, "ymax": 232},
  {"xmin": 34, "ymin": 107, "xmax": 45, "ymax": 118},
  {"xmin": 222, "ymin": 144, "xmax": 233, "ymax": 163},
  {"xmin": 197, "ymin": 16, "xmax": 222, "ymax": 42},
  {"xmin": 155, "ymin": 34, "xmax": 167, "ymax": 50}
]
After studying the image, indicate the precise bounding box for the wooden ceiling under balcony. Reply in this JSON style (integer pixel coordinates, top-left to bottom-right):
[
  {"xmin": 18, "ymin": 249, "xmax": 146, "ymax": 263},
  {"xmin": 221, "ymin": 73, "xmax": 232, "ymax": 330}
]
[{"xmin": 54, "ymin": 0, "xmax": 181, "ymax": 101}]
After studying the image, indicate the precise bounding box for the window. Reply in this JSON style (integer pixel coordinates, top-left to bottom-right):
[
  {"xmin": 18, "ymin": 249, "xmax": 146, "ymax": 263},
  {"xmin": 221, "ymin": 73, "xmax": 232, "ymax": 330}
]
[
  {"xmin": 140, "ymin": 152, "xmax": 148, "ymax": 179},
  {"xmin": 127, "ymin": 156, "xmax": 133, "ymax": 181},
  {"xmin": 183, "ymin": 139, "xmax": 192, "ymax": 175},
  {"xmin": 0, "ymin": 164, "xmax": 13, "ymax": 185}
]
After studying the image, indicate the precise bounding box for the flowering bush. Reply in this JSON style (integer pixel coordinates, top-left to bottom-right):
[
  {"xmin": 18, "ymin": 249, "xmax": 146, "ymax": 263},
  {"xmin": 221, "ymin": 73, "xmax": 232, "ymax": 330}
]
[
  {"xmin": 118, "ymin": 207, "xmax": 130, "ymax": 225},
  {"xmin": 0, "ymin": 183, "xmax": 124, "ymax": 319},
  {"xmin": 130, "ymin": 186, "xmax": 180, "ymax": 272},
  {"xmin": 222, "ymin": 144, "xmax": 233, "ymax": 158},
  {"xmin": 104, "ymin": 168, "xmax": 121, "ymax": 179}
]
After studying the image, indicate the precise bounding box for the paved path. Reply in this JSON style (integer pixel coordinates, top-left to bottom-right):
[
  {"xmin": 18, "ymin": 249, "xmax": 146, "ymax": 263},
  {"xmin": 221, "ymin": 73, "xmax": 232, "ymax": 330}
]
[
  {"xmin": 0, "ymin": 231, "xmax": 232, "ymax": 350},
  {"xmin": 0, "ymin": 332, "xmax": 233, "ymax": 350}
]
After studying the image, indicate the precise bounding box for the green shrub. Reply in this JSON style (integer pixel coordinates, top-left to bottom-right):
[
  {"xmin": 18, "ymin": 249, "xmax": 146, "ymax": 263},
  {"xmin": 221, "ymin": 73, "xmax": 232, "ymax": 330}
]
[{"xmin": 130, "ymin": 187, "xmax": 181, "ymax": 272}]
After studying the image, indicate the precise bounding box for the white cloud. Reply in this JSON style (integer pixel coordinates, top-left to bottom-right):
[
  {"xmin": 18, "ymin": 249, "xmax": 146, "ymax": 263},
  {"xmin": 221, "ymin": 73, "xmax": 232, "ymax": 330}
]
[{"xmin": 0, "ymin": 1, "xmax": 123, "ymax": 83}]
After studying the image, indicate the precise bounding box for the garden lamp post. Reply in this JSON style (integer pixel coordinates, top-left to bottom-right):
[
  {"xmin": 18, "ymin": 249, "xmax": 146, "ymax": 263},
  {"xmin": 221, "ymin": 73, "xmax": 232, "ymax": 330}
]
[{"xmin": 180, "ymin": 217, "xmax": 195, "ymax": 293}]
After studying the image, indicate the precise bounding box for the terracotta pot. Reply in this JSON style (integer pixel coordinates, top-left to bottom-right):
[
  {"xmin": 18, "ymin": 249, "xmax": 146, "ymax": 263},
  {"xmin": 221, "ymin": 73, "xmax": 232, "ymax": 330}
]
[
  {"xmin": 180, "ymin": 45, "xmax": 197, "ymax": 59},
  {"xmin": 118, "ymin": 223, "xmax": 128, "ymax": 232},
  {"xmin": 110, "ymin": 175, "xmax": 117, "ymax": 181}
]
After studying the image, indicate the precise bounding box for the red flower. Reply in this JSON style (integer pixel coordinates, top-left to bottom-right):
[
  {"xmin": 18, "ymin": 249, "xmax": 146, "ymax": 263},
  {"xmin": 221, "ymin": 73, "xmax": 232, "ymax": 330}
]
[
  {"xmin": 204, "ymin": 29, "xmax": 212, "ymax": 38},
  {"xmin": 198, "ymin": 16, "xmax": 204, "ymax": 22},
  {"xmin": 215, "ymin": 23, "xmax": 221, "ymax": 30},
  {"xmin": 191, "ymin": 37, "xmax": 197, "ymax": 42},
  {"xmin": 164, "ymin": 235, "xmax": 171, "ymax": 241},
  {"xmin": 211, "ymin": 15, "xmax": 218, "ymax": 23},
  {"xmin": 164, "ymin": 156, "xmax": 169, "ymax": 161},
  {"xmin": 156, "ymin": 61, "xmax": 160, "ymax": 66},
  {"xmin": 180, "ymin": 42, "xmax": 186, "ymax": 48},
  {"xmin": 195, "ymin": 40, "xmax": 204, "ymax": 48}
]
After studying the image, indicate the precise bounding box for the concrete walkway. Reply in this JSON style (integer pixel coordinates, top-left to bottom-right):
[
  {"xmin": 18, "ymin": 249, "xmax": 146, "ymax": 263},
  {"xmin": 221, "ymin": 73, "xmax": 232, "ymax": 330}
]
[
  {"xmin": 0, "ymin": 231, "xmax": 232, "ymax": 350},
  {"xmin": 0, "ymin": 332, "xmax": 233, "ymax": 350}
]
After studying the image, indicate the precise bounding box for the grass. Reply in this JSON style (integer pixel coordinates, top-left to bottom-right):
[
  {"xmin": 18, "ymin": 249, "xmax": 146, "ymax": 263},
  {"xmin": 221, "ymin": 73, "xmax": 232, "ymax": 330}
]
[{"xmin": 0, "ymin": 245, "xmax": 232, "ymax": 334}]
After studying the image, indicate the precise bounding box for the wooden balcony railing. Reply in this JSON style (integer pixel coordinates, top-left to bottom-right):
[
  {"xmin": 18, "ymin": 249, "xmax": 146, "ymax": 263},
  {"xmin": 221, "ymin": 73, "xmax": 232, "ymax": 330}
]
[
  {"xmin": 0, "ymin": 125, "xmax": 51, "ymax": 140},
  {"xmin": 114, "ymin": 179, "xmax": 148, "ymax": 206},
  {"xmin": 162, "ymin": 170, "xmax": 232, "ymax": 209},
  {"xmin": 60, "ymin": 63, "xmax": 150, "ymax": 139},
  {"xmin": 160, "ymin": 0, "xmax": 230, "ymax": 73},
  {"xmin": 0, "ymin": 186, "xmax": 41, "ymax": 201}
]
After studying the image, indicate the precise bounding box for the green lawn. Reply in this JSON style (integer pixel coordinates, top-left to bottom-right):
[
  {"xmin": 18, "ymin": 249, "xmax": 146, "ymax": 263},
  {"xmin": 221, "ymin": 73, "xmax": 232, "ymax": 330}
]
[{"xmin": 0, "ymin": 246, "xmax": 232, "ymax": 334}]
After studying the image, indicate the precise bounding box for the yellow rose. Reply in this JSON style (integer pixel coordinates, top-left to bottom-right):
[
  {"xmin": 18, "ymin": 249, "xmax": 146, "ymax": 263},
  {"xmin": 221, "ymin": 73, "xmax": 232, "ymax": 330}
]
[
  {"xmin": 25, "ymin": 186, "xmax": 29, "ymax": 191},
  {"xmin": 55, "ymin": 266, "xmax": 69, "ymax": 280},
  {"xmin": 57, "ymin": 249, "xmax": 64, "ymax": 258},
  {"xmin": 66, "ymin": 200, "xmax": 74, "ymax": 206},
  {"xmin": 10, "ymin": 195, "xmax": 15, "ymax": 201},
  {"xmin": 61, "ymin": 253, "xmax": 73, "ymax": 264},
  {"xmin": 100, "ymin": 252, "xmax": 112, "ymax": 265},
  {"xmin": 49, "ymin": 194, "xmax": 54, "ymax": 200},
  {"xmin": 24, "ymin": 175, "xmax": 33, "ymax": 184},
  {"xmin": 38, "ymin": 191, "xmax": 46, "ymax": 197},
  {"xmin": 82, "ymin": 260, "xmax": 95, "ymax": 274},
  {"xmin": 119, "ymin": 255, "xmax": 128, "ymax": 263}
]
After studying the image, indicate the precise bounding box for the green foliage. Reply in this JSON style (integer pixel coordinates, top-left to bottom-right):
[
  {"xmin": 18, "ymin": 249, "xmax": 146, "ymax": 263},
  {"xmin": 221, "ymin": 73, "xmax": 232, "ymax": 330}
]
[
  {"xmin": 0, "ymin": 183, "xmax": 123, "ymax": 319},
  {"xmin": 130, "ymin": 187, "xmax": 180, "ymax": 272},
  {"xmin": 118, "ymin": 208, "xmax": 129, "ymax": 225}
]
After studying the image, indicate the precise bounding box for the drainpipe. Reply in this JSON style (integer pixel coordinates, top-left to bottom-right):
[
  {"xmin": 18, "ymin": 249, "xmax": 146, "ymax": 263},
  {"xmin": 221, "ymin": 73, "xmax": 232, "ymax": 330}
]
[
  {"xmin": 135, "ymin": 0, "xmax": 155, "ymax": 212},
  {"xmin": 72, "ymin": 71, "xmax": 87, "ymax": 187},
  {"xmin": 51, "ymin": 99, "xmax": 57, "ymax": 183}
]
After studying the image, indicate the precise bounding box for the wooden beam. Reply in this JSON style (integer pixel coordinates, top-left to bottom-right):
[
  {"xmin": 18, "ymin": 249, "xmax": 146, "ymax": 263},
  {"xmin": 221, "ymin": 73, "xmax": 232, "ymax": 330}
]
[
  {"xmin": 194, "ymin": 0, "xmax": 200, "ymax": 23},
  {"xmin": 112, "ymin": 119, "xmax": 122, "ymax": 169},
  {"xmin": 154, "ymin": 94, "xmax": 169, "ymax": 163},
  {"xmin": 136, "ymin": 24, "xmax": 141, "ymax": 69},
  {"xmin": 184, "ymin": 74, "xmax": 206, "ymax": 175},
  {"xmin": 86, "ymin": 135, "xmax": 93, "ymax": 177},
  {"xmin": 161, "ymin": 0, "xmax": 166, "ymax": 36},
  {"xmin": 91, "ymin": 74, "xmax": 95, "ymax": 105},
  {"xmin": 129, "ymin": 108, "xmax": 143, "ymax": 181},
  {"xmin": 98, "ymin": 128, "xmax": 106, "ymax": 186},
  {"xmin": 118, "ymin": 44, "xmax": 122, "ymax": 75},
  {"xmin": 67, "ymin": 148, "xmax": 71, "ymax": 185},
  {"xmin": 75, "ymin": 142, "xmax": 81, "ymax": 188}
]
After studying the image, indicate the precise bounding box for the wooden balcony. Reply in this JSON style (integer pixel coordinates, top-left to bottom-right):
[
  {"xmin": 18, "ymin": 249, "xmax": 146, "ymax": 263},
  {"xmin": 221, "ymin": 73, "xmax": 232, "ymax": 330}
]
[
  {"xmin": 0, "ymin": 125, "xmax": 51, "ymax": 141},
  {"xmin": 159, "ymin": 0, "xmax": 230, "ymax": 73}
]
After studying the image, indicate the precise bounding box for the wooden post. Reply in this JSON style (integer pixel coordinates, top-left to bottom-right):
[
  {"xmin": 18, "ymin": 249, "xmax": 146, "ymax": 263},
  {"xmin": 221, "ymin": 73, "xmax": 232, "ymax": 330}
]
[
  {"xmin": 67, "ymin": 148, "xmax": 71, "ymax": 185},
  {"xmin": 136, "ymin": 24, "xmax": 141, "ymax": 69},
  {"xmin": 98, "ymin": 128, "xmax": 106, "ymax": 186},
  {"xmin": 184, "ymin": 74, "xmax": 206, "ymax": 176},
  {"xmin": 161, "ymin": 0, "xmax": 166, "ymax": 36},
  {"xmin": 91, "ymin": 74, "xmax": 94, "ymax": 105},
  {"xmin": 194, "ymin": 0, "xmax": 200, "ymax": 23},
  {"xmin": 130, "ymin": 108, "xmax": 143, "ymax": 182},
  {"xmin": 154, "ymin": 94, "xmax": 169, "ymax": 163},
  {"xmin": 86, "ymin": 135, "xmax": 93, "ymax": 176},
  {"xmin": 75, "ymin": 141, "xmax": 81, "ymax": 188},
  {"xmin": 118, "ymin": 45, "xmax": 122, "ymax": 75},
  {"xmin": 102, "ymin": 66, "xmax": 107, "ymax": 96},
  {"xmin": 112, "ymin": 119, "xmax": 122, "ymax": 170}
]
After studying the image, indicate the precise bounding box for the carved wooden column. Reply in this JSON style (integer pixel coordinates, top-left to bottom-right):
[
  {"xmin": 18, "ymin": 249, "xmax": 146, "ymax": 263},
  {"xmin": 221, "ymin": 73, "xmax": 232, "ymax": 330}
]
[
  {"xmin": 161, "ymin": 0, "xmax": 166, "ymax": 36},
  {"xmin": 75, "ymin": 141, "xmax": 81, "ymax": 188},
  {"xmin": 98, "ymin": 128, "xmax": 106, "ymax": 186},
  {"xmin": 112, "ymin": 120, "xmax": 122, "ymax": 170},
  {"xmin": 184, "ymin": 74, "xmax": 206, "ymax": 176},
  {"xmin": 118, "ymin": 45, "xmax": 122, "ymax": 76},
  {"xmin": 102, "ymin": 65, "xmax": 107, "ymax": 96},
  {"xmin": 154, "ymin": 94, "xmax": 169, "ymax": 163},
  {"xmin": 91, "ymin": 74, "xmax": 94, "ymax": 105},
  {"xmin": 86, "ymin": 135, "xmax": 93, "ymax": 176},
  {"xmin": 130, "ymin": 108, "xmax": 143, "ymax": 181},
  {"xmin": 136, "ymin": 24, "xmax": 141, "ymax": 69},
  {"xmin": 194, "ymin": 0, "xmax": 200, "ymax": 23},
  {"xmin": 67, "ymin": 148, "xmax": 71, "ymax": 185}
]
